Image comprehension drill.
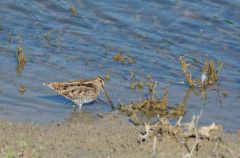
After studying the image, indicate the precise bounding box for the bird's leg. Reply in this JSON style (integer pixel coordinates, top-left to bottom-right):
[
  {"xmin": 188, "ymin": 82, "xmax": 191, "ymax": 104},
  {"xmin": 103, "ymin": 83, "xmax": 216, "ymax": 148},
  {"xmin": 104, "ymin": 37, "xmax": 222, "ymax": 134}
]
[
  {"xmin": 72, "ymin": 103, "xmax": 76, "ymax": 108},
  {"xmin": 72, "ymin": 101, "xmax": 82, "ymax": 110},
  {"xmin": 78, "ymin": 103, "xmax": 83, "ymax": 110},
  {"xmin": 72, "ymin": 103, "xmax": 77, "ymax": 112}
]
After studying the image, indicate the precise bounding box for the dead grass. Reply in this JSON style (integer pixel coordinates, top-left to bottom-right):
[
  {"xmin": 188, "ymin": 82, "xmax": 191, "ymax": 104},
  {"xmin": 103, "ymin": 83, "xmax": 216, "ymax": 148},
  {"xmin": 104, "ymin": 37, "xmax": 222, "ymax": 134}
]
[
  {"xmin": 179, "ymin": 56, "xmax": 223, "ymax": 88},
  {"xmin": 19, "ymin": 85, "xmax": 26, "ymax": 95},
  {"xmin": 105, "ymin": 72, "xmax": 110, "ymax": 81},
  {"xmin": 69, "ymin": 6, "xmax": 77, "ymax": 16},
  {"xmin": 117, "ymin": 55, "xmax": 237, "ymax": 157},
  {"xmin": 119, "ymin": 88, "xmax": 186, "ymax": 125},
  {"xmin": 138, "ymin": 112, "xmax": 238, "ymax": 158},
  {"xmin": 113, "ymin": 50, "xmax": 135, "ymax": 64},
  {"xmin": 129, "ymin": 73, "xmax": 158, "ymax": 93},
  {"xmin": 16, "ymin": 47, "xmax": 26, "ymax": 75}
]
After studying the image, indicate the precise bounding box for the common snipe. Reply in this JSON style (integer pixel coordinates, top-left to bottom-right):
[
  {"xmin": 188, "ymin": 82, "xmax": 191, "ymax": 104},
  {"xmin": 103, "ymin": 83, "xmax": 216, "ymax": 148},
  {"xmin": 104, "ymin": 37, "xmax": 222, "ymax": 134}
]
[{"xmin": 44, "ymin": 76, "xmax": 114, "ymax": 110}]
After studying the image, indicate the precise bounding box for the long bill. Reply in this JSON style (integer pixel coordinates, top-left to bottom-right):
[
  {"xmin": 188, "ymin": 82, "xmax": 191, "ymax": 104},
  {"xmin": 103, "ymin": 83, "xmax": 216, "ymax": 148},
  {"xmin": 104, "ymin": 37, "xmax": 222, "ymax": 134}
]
[{"xmin": 102, "ymin": 86, "xmax": 115, "ymax": 109}]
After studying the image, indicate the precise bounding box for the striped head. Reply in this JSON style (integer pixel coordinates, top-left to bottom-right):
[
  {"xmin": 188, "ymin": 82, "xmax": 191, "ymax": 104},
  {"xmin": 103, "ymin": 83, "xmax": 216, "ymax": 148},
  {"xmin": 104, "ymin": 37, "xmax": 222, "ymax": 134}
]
[
  {"xmin": 94, "ymin": 76, "xmax": 114, "ymax": 108},
  {"xmin": 94, "ymin": 76, "xmax": 105, "ymax": 90}
]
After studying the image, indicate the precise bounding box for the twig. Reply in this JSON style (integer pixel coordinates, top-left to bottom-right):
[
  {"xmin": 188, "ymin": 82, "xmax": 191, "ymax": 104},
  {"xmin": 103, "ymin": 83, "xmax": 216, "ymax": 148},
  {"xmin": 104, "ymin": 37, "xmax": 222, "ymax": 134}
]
[
  {"xmin": 152, "ymin": 136, "xmax": 157, "ymax": 158},
  {"xmin": 176, "ymin": 116, "xmax": 183, "ymax": 126},
  {"xmin": 183, "ymin": 111, "xmax": 202, "ymax": 158},
  {"xmin": 139, "ymin": 123, "xmax": 151, "ymax": 143},
  {"xmin": 212, "ymin": 141, "xmax": 219, "ymax": 158},
  {"xmin": 151, "ymin": 81, "xmax": 157, "ymax": 100},
  {"xmin": 219, "ymin": 141, "xmax": 237, "ymax": 158}
]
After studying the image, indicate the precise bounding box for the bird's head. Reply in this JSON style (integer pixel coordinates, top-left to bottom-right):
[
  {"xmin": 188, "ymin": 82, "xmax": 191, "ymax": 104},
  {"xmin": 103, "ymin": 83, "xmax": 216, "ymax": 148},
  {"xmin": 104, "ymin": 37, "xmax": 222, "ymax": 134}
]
[
  {"xmin": 95, "ymin": 76, "xmax": 105, "ymax": 89},
  {"xmin": 95, "ymin": 75, "xmax": 115, "ymax": 109}
]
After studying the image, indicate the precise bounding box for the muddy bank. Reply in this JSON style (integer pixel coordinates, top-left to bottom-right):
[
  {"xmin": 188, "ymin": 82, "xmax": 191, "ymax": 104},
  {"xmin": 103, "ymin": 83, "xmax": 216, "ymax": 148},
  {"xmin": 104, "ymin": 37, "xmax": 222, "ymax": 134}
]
[{"xmin": 0, "ymin": 112, "xmax": 239, "ymax": 158}]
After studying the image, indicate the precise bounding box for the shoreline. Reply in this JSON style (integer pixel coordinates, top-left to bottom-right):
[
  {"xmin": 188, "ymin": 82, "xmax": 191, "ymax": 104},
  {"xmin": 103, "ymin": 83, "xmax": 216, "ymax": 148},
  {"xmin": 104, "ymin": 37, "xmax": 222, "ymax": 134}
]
[{"xmin": 0, "ymin": 113, "xmax": 239, "ymax": 158}]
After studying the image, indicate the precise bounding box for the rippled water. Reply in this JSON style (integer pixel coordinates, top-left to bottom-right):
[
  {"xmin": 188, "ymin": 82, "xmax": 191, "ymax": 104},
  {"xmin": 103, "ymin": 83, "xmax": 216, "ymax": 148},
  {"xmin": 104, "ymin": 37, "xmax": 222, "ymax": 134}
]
[{"xmin": 0, "ymin": 0, "xmax": 240, "ymax": 130}]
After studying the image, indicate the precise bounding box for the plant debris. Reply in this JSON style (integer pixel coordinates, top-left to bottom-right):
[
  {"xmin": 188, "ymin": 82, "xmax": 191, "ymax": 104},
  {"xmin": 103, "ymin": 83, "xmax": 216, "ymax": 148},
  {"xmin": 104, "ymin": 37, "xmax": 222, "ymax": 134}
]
[
  {"xmin": 105, "ymin": 72, "xmax": 110, "ymax": 81},
  {"xmin": 113, "ymin": 50, "xmax": 135, "ymax": 64},
  {"xmin": 19, "ymin": 85, "xmax": 26, "ymax": 95},
  {"xmin": 43, "ymin": 29, "xmax": 54, "ymax": 41},
  {"xmin": 16, "ymin": 47, "xmax": 26, "ymax": 75},
  {"xmin": 121, "ymin": 56, "xmax": 223, "ymax": 125},
  {"xmin": 69, "ymin": 6, "xmax": 77, "ymax": 16},
  {"xmin": 129, "ymin": 73, "xmax": 156, "ymax": 93},
  {"xmin": 119, "ymin": 88, "xmax": 186, "ymax": 125},
  {"xmin": 139, "ymin": 111, "xmax": 223, "ymax": 142},
  {"xmin": 130, "ymin": 80, "xmax": 144, "ymax": 91},
  {"xmin": 179, "ymin": 56, "xmax": 223, "ymax": 88},
  {"xmin": 139, "ymin": 112, "xmax": 226, "ymax": 157}
]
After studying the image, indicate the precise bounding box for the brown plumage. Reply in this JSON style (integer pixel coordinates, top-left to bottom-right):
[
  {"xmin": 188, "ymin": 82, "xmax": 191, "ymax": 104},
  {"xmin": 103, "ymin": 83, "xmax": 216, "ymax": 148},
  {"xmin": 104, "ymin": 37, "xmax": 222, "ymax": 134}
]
[{"xmin": 43, "ymin": 76, "xmax": 114, "ymax": 110}]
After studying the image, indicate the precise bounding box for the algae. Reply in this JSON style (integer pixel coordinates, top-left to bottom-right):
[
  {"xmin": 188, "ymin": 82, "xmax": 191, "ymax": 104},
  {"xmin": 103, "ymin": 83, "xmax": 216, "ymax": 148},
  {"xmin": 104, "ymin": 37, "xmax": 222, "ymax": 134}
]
[
  {"xmin": 113, "ymin": 50, "xmax": 135, "ymax": 64},
  {"xmin": 179, "ymin": 56, "xmax": 223, "ymax": 88},
  {"xmin": 120, "ymin": 56, "xmax": 223, "ymax": 125},
  {"xmin": 19, "ymin": 85, "xmax": 26, "ymax": 95},
  {"xmin": 69, "ymin": 6, "xmax": 77, "ymax": 16},
  {"xmin": 119, "ymin": 87, "xmax": 186, "ymax": 125},
  {"xmin": 105, "ymin": 72, "xmax": 110, "ymax": 81},
  {"xmin": 16, "ymin": 47, "xmax": 26, "ymax": 75}
]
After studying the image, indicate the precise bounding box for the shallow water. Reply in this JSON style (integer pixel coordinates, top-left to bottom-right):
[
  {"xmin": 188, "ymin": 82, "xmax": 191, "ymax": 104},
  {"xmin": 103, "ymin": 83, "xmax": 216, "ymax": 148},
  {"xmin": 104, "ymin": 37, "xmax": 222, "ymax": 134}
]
[{"xmin": 0, "ymin": 0, "xmax": 240, "ymax": 130}]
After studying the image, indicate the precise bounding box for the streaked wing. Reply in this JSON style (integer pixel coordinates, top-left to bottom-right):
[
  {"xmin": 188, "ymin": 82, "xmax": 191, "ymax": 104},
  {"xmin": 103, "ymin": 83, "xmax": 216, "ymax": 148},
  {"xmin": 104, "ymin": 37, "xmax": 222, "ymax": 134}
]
[
  {"xmin": 60, "ymin": 86, "xmax": 95, "ymax": 100},
  {"xmin": 44, "ymin": 81, "xmax": 96, "ymax": 100}
]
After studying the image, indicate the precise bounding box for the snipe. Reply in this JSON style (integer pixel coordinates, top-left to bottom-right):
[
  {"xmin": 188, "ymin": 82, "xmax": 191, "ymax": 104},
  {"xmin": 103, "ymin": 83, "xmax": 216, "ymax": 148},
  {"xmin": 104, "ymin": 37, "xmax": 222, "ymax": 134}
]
[{"xmin": 43, "ymin": 76, "xmax": 114, "ymax": 110}]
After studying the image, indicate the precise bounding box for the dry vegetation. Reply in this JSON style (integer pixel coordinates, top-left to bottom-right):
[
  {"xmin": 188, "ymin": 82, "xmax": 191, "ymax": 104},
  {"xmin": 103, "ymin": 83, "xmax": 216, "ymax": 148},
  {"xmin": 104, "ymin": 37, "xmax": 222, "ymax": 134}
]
[
  {"xmin": 179, "ymin": 56, "xmax": 223, "ymax": 88},
  {"xmin": 69, "ymin": 6, "xmax": 77, "ymax": 16},
  {"xmin": 129, "ymin": 73, "xmax": 158, "ymax": 92},
  {"xmin": 119, "ymin": 86, "xmax": 186, "ymax": 125},
  {"xmin": 16, "ymin": 47, "xmax": 26, "ymax": 75},
  {"xmin": 138, "ymin": 112, "xmax": 238, "ymax": 158},
  {"xmin": 19, "ymin": 85, "xmax": 26, "ymax": 95},
  {"xmin": 113, "ymin": 50, "xmax": 135, "ymax": 64},
  {"xmin": 105, "ymin": 71, "xmax": 110, "ymax": 81},
  {"xmin": 119, "ymin": 56, "xmax": 224, "ymax": 127},
  {"xmin": 117, "ymin": 55, "xmax": 237, "ymax": 157}
]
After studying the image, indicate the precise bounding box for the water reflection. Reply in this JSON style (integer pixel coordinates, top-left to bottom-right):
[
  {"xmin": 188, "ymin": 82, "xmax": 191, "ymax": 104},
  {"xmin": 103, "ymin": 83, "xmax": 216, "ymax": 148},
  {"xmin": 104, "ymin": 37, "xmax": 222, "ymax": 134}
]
[
  {"xmin": 64, "ymin": 111, "xmax": 98, "ymax": 124},
  {"xmin": 0, "ymin": 0, "xmax": 239, "ymax": 130},
  {"xmin": 16, "ymin": 47, "xmax": 26, "ymax": 75}
]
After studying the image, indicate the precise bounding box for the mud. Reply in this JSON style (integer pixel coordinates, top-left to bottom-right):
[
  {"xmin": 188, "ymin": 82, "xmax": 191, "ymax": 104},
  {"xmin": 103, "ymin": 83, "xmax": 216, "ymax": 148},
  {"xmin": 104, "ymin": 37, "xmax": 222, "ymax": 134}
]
[{"xmin": 0, "ymin": 112, "xmax": 239, "ymax": 158}]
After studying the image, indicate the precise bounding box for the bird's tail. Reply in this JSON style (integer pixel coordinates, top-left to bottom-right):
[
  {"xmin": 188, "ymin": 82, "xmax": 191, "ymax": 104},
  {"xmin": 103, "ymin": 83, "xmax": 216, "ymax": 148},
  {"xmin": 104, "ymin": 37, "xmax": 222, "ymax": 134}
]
[{"xmin": 43, "ymin": 82, "xmax": 53, "ymax": 89}]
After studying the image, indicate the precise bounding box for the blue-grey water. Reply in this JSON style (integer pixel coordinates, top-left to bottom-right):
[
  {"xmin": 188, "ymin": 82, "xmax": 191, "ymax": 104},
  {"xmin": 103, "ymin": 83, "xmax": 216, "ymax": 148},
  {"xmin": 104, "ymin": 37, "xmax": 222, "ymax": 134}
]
[{"xmin": 0, "ymin": 0, "xmax": 240, "ymax": 131}]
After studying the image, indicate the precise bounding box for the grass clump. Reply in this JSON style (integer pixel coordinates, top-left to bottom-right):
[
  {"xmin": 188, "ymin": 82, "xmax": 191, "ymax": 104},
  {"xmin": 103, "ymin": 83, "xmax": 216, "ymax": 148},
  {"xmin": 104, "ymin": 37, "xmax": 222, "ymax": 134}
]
[
  {"xmin": 113, "ymin": 50, "xmax": 135, "ymax": 64},
  {"xmin": 129, "ymin": 73, "xmax": 156, "ymax": 93},
  {"xmin": 105, "ymin": 72, "xmax": 110, "ymax": 81},
  {"xmin": 16, "ymin": 47, "xmax": 26, "ymax": 75},
  {"xmin": 130, "ymin": 80, "xmax": 144, "ymax": 90},
  {"xmin": 179, "ymin": 56, "xmax": 223, "ymax": 88},
  {"xmin": 19, "ymin": 85, "xmax": 26, "ymax": 95},
  {"xmin": 69, "ymin": 6, "xmax": 77, "ymax": 16},
  {"xmin": 119, "ymin": 88, "xmax": 186, "ymax": 125}
]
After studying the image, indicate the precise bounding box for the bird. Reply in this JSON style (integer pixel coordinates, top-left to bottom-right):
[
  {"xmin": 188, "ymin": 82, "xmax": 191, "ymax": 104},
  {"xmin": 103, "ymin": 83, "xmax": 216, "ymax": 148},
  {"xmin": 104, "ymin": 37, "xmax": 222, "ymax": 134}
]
[{"xmin": 43, "ymin": 76, "xmax": 114, "ymax": 110}]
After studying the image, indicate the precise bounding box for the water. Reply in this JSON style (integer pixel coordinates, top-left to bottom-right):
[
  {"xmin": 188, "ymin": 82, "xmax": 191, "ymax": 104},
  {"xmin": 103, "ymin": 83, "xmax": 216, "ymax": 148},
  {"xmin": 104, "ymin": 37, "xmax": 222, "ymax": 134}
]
[{"xmin": 0, "ymin": 0, "xmax": 240, "ymax": 130}]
